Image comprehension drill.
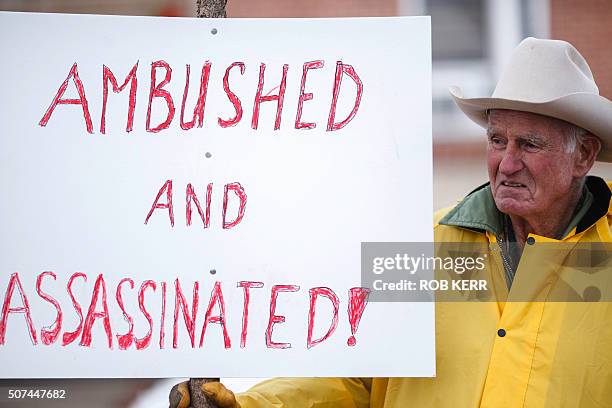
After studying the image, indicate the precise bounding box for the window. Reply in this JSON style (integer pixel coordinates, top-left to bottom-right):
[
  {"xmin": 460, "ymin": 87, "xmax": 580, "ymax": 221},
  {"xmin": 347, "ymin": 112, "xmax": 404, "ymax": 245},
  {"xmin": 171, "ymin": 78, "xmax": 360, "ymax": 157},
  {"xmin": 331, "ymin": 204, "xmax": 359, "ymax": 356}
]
[{"xmin": 427, "ymin": 0, "xmax": 487, "ymax": 60}]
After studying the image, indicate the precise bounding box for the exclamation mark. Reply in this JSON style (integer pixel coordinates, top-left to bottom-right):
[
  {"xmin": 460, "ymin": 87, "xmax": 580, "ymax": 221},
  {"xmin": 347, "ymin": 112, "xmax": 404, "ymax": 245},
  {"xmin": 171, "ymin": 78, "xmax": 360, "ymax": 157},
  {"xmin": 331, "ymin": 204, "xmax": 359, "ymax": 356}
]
[{"xmin": 347, "ymin": 287, "xmax": 370, "ymax": 346}]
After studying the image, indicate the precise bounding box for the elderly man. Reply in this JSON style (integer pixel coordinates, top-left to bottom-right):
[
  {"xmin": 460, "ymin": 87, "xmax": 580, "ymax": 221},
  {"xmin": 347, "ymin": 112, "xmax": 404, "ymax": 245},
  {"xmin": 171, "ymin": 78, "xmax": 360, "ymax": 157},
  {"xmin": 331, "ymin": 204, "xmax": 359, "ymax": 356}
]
[{"xmin": 170, "ymin": 38, "xmax": 611, "ymax": 408}]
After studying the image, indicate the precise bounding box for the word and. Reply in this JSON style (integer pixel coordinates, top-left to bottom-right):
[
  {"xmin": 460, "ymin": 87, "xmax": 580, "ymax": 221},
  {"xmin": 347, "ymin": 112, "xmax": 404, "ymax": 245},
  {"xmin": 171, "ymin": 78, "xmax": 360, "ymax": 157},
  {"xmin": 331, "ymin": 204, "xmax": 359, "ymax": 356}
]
[
  {"xmin": 38, "ymin": 60, "xmax": 364, "ymax": 134},
  {"xmin": 144, "ymin": 180, "xmax": 247, "ymax": 229}
]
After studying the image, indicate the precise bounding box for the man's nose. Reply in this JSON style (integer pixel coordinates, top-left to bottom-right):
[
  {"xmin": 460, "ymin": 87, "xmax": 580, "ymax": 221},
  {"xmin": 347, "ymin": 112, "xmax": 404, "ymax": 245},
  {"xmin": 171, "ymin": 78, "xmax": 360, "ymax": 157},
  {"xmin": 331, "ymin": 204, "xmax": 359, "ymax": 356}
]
[{"xmin": 498, "ymin": 145, "xmax": 524, "ymax": 175}]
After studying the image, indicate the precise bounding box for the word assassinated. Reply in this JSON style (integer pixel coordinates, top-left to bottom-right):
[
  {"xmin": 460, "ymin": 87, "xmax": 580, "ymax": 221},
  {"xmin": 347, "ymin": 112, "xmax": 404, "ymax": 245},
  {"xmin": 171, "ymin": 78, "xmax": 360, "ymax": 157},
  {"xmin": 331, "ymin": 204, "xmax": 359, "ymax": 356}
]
[
  {"xmin": 38, "ymin": 60, "xmax": 364, "ymax": 134},
  {"xmin": 0, "ymin": 272, "xmax": 370, "ymax": 350},
  {"xmin": 144, "ymin": 180, "xmax": 247, "ymax": 229}
]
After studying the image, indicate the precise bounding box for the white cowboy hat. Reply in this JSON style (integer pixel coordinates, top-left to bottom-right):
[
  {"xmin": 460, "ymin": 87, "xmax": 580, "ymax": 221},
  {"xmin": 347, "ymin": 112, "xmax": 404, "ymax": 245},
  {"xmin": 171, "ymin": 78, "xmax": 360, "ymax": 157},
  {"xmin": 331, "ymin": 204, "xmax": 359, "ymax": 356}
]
[{"xmin": 450, "ymin": 37, "xmax": 612, "ymax": 162}]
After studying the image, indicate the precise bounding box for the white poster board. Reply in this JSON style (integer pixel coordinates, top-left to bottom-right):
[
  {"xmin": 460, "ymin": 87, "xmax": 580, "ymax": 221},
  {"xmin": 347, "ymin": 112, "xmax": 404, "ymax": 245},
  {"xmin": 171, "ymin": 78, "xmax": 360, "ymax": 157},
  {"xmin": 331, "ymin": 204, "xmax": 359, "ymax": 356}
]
[{"xmin": 0, "ymin": 12, "xmax": 434, "ymax": 378}]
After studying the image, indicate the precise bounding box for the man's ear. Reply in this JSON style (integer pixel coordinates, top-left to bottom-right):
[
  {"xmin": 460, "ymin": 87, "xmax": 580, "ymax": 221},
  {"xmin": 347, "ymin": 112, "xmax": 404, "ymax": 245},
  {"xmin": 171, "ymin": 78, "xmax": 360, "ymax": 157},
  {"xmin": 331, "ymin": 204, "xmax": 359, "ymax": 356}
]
[{"xmin": 573, "ymin": 133, "xmax": 601, "ymax": 177}]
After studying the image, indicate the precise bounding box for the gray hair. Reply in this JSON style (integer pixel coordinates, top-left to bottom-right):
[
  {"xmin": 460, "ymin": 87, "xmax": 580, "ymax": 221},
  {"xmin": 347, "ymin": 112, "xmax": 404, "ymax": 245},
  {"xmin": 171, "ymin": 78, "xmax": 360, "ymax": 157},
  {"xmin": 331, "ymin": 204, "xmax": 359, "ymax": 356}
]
[
  {"xmin": 486, "ymin": 109, "xmax": 593, "ymax": 154},
  {"xmin": 564, "ymin": 125, "xmax": 589, "ymax": 154}
]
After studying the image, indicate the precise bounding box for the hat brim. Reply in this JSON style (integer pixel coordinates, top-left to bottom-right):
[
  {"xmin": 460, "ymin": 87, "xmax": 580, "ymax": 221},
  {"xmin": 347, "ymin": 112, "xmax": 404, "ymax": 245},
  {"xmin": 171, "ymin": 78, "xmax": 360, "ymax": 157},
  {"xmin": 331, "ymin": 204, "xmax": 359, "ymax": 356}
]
[{"xmin": 450, "ymin": 86, "xmax": 612, "ymax": 162}]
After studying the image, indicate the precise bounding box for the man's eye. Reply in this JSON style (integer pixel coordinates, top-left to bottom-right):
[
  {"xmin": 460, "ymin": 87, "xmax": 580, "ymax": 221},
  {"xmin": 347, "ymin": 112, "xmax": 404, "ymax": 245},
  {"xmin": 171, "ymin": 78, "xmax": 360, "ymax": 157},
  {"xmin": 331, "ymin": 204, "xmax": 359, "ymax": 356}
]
[
  {"xmin": 489, "ymin": 137, "xmax": 505, "ymax": 148},
  {"xmin": 523, "ymin": 142, "xmax": 541, "ymax": 152}
]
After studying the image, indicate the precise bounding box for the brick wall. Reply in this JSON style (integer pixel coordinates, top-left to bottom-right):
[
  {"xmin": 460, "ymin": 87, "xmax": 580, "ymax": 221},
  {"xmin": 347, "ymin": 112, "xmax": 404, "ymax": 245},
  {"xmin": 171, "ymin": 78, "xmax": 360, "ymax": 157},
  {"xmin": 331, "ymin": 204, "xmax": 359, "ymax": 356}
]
[
  {"xmin": 227, "ymin": 0, "xmax": 397, "ymax": 18},
  {"xmin": 550, "ymin": 0, "xmax": 612, "ymax": 98}
]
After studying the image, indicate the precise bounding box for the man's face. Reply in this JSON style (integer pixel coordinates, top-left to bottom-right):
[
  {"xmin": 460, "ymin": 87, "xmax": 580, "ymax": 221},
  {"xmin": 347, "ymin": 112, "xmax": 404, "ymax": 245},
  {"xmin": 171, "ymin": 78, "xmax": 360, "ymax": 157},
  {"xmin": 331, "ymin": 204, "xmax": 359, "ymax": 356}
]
[{"xmin": 487, "ymin": 110, "xmax": 581, "ymax": 219}]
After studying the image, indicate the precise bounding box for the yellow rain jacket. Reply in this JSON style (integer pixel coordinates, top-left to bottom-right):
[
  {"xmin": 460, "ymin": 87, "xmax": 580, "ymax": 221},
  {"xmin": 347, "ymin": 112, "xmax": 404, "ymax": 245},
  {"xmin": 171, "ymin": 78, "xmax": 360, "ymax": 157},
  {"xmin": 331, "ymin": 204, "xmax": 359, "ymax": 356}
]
[{"xmin": 236, "ymin": 176, "xmax": 612, "ymax": 408}]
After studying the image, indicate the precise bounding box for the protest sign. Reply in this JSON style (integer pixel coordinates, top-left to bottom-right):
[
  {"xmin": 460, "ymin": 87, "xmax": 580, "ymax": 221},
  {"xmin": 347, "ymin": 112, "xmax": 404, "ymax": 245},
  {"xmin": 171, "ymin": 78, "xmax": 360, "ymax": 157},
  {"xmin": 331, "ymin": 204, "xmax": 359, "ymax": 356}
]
[{"xmin": 0, "ymin": 12, "xmax": 434, "ymax": 377}]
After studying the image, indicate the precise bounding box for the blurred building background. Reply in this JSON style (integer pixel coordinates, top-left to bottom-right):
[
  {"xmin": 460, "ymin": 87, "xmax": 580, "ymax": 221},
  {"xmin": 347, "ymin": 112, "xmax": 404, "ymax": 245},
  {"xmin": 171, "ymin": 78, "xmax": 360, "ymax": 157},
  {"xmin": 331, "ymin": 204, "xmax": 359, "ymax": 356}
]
[
  {"xmin": 0, "ymin": 0, "xmax": 610, "ymax": 407},
  {"xmin": 1, "ymin": 0, "xmax": 610, "ymax": 211}
]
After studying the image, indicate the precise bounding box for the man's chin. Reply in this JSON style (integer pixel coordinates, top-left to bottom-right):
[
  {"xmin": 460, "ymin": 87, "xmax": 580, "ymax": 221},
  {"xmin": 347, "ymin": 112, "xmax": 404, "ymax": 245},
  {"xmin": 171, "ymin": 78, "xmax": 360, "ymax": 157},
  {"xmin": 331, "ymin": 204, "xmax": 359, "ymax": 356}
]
[{"xmin": 494, "ymin": 197, "xmax": 533, "ymax": 218}]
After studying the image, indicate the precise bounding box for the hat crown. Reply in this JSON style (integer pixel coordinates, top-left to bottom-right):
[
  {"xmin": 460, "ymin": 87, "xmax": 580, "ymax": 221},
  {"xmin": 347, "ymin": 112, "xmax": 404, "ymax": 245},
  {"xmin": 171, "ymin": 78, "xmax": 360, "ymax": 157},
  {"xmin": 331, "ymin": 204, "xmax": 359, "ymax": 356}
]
[{"xmin": 492, "ymin": 37, "xmax": 600, "ymax": 101}]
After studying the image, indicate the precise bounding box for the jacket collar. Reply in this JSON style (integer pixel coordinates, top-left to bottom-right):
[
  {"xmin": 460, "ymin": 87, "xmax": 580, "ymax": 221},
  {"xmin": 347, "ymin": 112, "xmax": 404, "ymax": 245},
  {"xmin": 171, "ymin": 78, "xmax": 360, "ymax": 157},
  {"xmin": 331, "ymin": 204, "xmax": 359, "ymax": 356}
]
[
  {"xmin": 576, "ymin": 176, "xmax": 611, "ymax": 233},
  {"xmin": 438, "ymin": 176, "xmax": 611, "ymax": 237},
  {"xmin": 438, "ymin": 182, "xmax": 502, "ymax": 236}
]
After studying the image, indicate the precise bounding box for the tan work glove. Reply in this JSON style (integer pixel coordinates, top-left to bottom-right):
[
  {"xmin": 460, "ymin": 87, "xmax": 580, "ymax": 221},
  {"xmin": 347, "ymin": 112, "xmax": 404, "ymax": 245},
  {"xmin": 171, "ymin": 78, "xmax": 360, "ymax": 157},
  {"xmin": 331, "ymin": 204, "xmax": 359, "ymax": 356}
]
[{"xmin": 169, "ymin": 381, "xmax": 241, "ymax": 408}]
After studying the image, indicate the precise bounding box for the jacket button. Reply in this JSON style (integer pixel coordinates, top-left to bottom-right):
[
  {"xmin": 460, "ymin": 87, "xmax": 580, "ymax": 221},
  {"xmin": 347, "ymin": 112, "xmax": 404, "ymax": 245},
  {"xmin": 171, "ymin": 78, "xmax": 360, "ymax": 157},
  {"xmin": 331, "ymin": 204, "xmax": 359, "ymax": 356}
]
[
  {"xmin": 497, "ymin": 328, "xmax": 506, "ymax": 337},
  {"xmin": 526, "ymin": 237, "xmax": 535, "ymax": 245}
]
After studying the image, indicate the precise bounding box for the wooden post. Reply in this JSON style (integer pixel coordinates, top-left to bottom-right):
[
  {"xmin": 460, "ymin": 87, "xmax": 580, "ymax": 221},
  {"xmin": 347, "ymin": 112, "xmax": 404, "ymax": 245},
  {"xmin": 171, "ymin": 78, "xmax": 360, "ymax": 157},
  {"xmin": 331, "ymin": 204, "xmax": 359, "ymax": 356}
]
[
  {"xmin": 189, "ymin": 2, "xmax": 226, "ymax": 407},
  {"xmin": 197, "ymin": 0, "xmax": 228, "ymax": 18}
]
